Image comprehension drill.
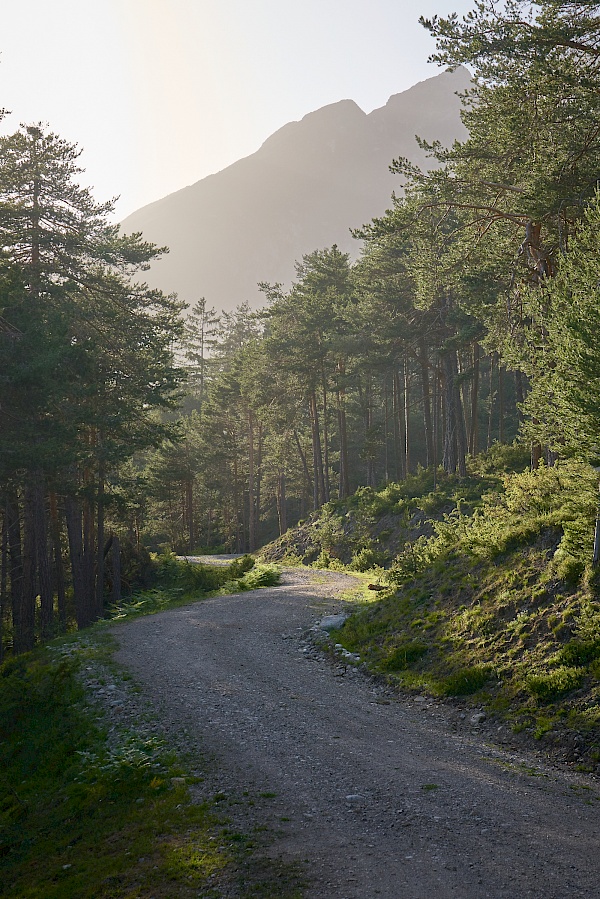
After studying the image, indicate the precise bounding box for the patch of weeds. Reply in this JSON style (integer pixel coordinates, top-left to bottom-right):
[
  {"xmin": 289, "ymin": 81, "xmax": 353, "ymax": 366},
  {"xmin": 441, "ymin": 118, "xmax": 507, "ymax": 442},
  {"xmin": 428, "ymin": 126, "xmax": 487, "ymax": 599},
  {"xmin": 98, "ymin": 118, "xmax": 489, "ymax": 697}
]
[
  {"xmin": 349, "ymin": 548, "xmax": 388, "ymax": 571},
  {"xmin": 379, "ymin": 641, "xmax": 428, "ymax": 672},
  {"xmin": 527, "ymin": 666, "xmax": 584, "ymax": 701},
  {"xmin": 108, "ymin": 558, "xmax": 280, "ymax": 621},
  {"xmin": 533, "ymin": 714, "xmax": 558, "ymax": 740},
  {"xmin": 220, "ymin": 564, "xmax": 281, "ymax": 593},
  {"xmin": 555, "ymin": 639, "xmax": 600, "ymax": 667},
  {"xmin": 437, "ymin": 665, "xmax": 493, "ymax": 697},
  {"xmin": 421, "ymin": 783, "xmax": 439, "ymax": 791}
]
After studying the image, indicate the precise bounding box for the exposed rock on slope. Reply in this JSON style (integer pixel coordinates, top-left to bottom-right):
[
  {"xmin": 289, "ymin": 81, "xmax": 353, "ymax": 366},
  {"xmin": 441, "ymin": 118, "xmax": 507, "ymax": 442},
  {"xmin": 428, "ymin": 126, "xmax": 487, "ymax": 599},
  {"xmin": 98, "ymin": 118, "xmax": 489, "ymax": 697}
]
[{"xmin": 121, "ymin": 67, "xmax": 470, "ymax": 311}]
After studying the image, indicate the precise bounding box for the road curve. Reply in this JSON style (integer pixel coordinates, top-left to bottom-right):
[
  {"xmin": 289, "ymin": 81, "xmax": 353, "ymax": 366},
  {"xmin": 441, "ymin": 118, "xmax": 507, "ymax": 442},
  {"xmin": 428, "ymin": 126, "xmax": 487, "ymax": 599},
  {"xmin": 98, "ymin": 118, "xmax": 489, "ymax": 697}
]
[{"xmin": 113, "ymin": 568, "xmax": 600, "ymax": 899}]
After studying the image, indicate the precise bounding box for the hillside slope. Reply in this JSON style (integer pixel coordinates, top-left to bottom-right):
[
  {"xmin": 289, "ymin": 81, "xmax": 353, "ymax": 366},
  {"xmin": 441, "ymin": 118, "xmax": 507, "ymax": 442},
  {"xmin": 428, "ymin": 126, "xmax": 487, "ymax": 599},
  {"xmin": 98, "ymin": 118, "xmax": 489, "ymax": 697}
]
[
  {"xmin": 120, "ymin": 67, "xmax": 470, "ymax": 310},
  {"xmin": 260, "ymin": 448, "xmax": 600, "ymax": 770}
]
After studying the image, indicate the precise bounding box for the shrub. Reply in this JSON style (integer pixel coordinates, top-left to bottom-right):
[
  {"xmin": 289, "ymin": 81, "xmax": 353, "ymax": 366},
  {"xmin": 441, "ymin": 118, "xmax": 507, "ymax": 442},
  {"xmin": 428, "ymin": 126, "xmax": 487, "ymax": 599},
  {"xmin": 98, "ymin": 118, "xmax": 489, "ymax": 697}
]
[
  {"xmin": 555, "ymin": 639, "xmax": 600, "ymax": 667},
  {"xmin": 234, "ymin": 564, "xmax": 280, "ymax": 590},
  {"xmin": 349, "ymin": 548, "xmax": 388, "ymax": 571},
  {"xmin": 380, "ymin": 642, "xmax": 428, "ymax": 671},
  {"xmin": 227, "ymin": 554, "xmax": 255, "ymax": 578},
  {"xmin": 527, "ymin": 666, "xmax": 584, "ymax": 701},
  {"xmin": 438, "ymin": 665, "xmax": 493, "ymax": 696}
]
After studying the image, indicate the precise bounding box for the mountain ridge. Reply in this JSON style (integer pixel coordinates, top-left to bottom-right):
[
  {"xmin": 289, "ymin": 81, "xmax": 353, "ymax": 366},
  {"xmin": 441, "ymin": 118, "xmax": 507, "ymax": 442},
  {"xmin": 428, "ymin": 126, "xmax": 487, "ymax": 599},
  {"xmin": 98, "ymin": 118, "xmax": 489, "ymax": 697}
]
[{"xmin": 121, "ymin": 67, "xmax": 471, "ymax": 311}]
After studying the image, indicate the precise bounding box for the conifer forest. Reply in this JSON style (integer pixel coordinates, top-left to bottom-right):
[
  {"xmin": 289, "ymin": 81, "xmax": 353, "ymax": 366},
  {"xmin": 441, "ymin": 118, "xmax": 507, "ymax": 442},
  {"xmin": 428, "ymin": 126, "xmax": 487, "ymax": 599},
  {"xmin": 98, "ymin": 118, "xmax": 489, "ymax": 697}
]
[{"xmin": 3, "ymin": 1, "xmax": 600, "ymax": 654}]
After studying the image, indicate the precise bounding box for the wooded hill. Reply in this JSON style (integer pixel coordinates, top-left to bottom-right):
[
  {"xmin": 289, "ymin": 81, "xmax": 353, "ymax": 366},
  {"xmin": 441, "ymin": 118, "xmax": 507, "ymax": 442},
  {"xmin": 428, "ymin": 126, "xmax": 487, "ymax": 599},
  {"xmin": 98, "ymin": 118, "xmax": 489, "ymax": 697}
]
[{"xmin": 2, "ymin": 0, "xmax": 600, "ymax": 656}]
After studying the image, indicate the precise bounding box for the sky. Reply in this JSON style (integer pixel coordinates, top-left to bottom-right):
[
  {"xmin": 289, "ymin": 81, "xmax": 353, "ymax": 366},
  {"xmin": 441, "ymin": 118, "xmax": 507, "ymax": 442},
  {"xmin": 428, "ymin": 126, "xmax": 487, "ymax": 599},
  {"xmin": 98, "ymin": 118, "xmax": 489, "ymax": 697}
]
[{"xmin": 0, "ymin": 0, "xmax": 475, "ymax": 220}]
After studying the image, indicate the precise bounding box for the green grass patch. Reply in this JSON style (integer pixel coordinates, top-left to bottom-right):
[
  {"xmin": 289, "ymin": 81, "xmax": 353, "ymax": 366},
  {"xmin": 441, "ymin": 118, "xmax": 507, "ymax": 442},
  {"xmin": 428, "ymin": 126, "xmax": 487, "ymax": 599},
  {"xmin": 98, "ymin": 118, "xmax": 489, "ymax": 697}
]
[
  {"xmin": 436, "ymin": 665, "xmax": 494, "ymax": 697},
  {"xmin": 379, "ymin": 641, "xmax": 428, "ymax": 672},
  {"xmin": 527, "ymin": 666, "xmax": 585, "ymax": 701}
]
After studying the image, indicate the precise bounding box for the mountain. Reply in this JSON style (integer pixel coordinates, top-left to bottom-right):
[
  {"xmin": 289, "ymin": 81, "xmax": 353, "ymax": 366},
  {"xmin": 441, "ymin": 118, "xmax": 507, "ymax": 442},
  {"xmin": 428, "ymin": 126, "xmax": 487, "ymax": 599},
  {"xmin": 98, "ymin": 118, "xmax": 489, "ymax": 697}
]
[{"xmin": 120, "ymin": 67, "xmax": 471, "ymax": 312}]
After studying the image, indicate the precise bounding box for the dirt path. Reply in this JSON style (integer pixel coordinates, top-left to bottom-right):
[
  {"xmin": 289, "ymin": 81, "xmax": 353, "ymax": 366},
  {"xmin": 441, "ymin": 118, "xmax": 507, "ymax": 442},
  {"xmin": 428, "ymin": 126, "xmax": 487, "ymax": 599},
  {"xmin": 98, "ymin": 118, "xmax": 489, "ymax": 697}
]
[{"xmin": 113, "ymin": 569, "xmax": 600, "ymax": 898}]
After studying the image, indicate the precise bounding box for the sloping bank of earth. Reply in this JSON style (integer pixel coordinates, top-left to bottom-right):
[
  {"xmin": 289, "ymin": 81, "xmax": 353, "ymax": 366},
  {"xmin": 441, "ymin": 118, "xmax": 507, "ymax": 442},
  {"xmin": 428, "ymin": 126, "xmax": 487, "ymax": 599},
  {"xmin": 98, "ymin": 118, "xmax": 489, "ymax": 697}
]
[{"xmin": 113, "ymin": 567, "xmax": 600, "ymax": 899}]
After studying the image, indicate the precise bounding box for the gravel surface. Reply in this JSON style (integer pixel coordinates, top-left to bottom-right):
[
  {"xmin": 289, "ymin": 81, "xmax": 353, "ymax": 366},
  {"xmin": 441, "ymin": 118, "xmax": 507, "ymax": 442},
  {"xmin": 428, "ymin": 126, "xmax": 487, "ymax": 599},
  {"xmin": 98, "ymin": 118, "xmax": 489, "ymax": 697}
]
[{"xmin": 111, "ymin": 568, "xmax": 600, "ymax": 898}]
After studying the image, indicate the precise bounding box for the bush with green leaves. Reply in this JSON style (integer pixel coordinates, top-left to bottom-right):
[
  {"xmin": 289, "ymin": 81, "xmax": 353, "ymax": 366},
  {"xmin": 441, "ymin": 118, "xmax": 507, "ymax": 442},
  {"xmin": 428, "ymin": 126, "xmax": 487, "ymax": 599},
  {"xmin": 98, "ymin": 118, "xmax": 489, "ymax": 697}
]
[
  {"xmin": 349, "ymin": 548, "xmax": 388, "ymax": 571},
  {"xmin": 386, "ymin": 460, "xmax": 597, "ymax": 586},
  {"xmin": 527, "ymin": 666, "xmax": 584, "ymax": 701}
]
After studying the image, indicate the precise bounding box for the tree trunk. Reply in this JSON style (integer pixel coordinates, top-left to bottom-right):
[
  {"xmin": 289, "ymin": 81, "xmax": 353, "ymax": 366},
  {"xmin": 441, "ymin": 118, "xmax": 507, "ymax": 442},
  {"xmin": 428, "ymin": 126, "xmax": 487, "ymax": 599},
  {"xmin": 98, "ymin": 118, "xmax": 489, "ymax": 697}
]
[
  {"xmin": 432, "ymin": 359, "xmax": 440, "ymax": 489},
  {"xmin": 383, "ymin": 378, "xmax": 390, "ymax": 484},
  {"xmin": 95, "ymin": 463, "xmax": 105, "ymax": 621},
  {"xmin": 309, "ymin": 390, "xmax": 325, "ymax": 508},
  {"xmin": 514, "ymin": 370, "xmax": 525, "ymax": 413},
  {"xmin": 403, "ymin": 358, "xmax": 411, "ymax": 476},
  {"xmin": 111, "ymin": 534, "xmax": 122, "ymax": 604},
  {"xmin": 33, "ymin": 473, "xmax": 53, "ymax": 640},
  {"xmin": 337, "ymin": 362, "xmax": 350, "ymax": 499},
  {"xmin": 83, "ymin": 500, "xmax": 95, "ymax": 621},
  {"xmin": 419, "ymin": 338, "xmax": 434, "ymax": 468},
  {"xmin": 498, "ymin": 361, "xmax": 505, "ymax": 444},
  {"xmin": 365, "ymin": 376, "xmax": 376, "ymax": 488},
  {"xmin": 248, "ymin": 409, "xmax": 256, "ymax": 552},
  {"xmin": 321, "ymin": 372, "xmax": 331, "ymax": 502},
  {"xmin": 393, "ymin": 370, "xmax": 405, "ymax": 480},
  {"xmin": 20, "ymin": 485, "xmax": 37, "ymax": 653},
  {"xmin": 65, "ymin": 494, "xmax": 90, "ymax": 629},
  {"xmin": 257, "ymin": 423, "xmax": 263, "ymax": 548},
  {"xmin": 277, "ymin": 471, "xmax": 287, "ymax": 536},
  {"xmin": 49, "ymin": 491, "xmax": 67, "ymax": 632},
  {"xmin": 487, "ymin": 353, "xmax": 496, "ymax": 449},
  {"xmin": 469, "ymin": 342, "xmax": 480, "ymax": 455},
  {"xmin": 6, "ymin": 489, "xmax": 24, "ymax": 653},
  {"xmin": 293, "ymin": 430, "xmax": 312, "ymax": 501},
  {"xmin": 232, "ymin": 454, "xmax": 243, "ymax": 553},
  {"xmin": 442, "ymin": 349, "xmax": 467, "ymax": 477},
  {"xmin": 185, "ymin": 479, "xmax": 194, "ymax": 552},
  {"xmin": 0, "ymin": 504, "xmax": 6, "ymax": 662}
]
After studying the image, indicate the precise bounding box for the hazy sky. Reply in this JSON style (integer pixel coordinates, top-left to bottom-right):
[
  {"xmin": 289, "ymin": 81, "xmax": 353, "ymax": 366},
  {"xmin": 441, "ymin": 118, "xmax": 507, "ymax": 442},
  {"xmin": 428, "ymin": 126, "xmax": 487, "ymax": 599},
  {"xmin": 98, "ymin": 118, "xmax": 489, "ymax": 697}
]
[{"xmin": 0, "ymin": 0, "xmax": 475, "ymax": 219}]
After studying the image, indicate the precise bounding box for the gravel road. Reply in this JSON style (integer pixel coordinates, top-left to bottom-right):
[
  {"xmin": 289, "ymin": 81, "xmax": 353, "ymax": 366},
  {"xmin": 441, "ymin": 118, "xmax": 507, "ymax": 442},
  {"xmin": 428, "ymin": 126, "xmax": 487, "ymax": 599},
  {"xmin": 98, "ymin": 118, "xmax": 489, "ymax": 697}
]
[{"xmin": 113, "ymin": 568, "xmax": 600, "ymax": 898}]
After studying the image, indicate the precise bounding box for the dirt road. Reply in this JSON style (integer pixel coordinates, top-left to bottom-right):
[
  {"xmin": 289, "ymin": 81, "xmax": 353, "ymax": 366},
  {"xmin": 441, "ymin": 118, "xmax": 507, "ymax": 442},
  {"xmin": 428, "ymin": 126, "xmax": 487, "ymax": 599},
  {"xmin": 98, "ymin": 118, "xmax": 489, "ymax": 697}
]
[{"xmin": 114, "ymin": 569, "xmax": 600, "ymax": 898}]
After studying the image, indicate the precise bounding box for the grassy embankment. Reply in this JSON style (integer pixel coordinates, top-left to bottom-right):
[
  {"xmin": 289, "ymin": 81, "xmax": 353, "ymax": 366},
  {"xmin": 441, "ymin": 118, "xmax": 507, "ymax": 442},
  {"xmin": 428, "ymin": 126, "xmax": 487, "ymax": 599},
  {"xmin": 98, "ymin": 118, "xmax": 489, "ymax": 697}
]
[
  {"xmin": 0, "ymin": 556, "xmax": 297, "ymax": 899},
  {"xmin": 264, "ymin": 445, "xmax": 600, "ymax": 768}
]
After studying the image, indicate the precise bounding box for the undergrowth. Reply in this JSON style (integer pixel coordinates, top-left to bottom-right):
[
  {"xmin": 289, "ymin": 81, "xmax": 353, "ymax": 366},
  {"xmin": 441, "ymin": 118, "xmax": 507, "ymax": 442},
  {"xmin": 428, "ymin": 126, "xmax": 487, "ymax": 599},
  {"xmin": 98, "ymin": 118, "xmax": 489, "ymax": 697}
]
[
  {"xmin": 108, "ymin": 554, "xmax": 280, "ymax": 620},
  {"xmin": 262, "ymin": 443, "xmax": 531, "ymax": 568}
]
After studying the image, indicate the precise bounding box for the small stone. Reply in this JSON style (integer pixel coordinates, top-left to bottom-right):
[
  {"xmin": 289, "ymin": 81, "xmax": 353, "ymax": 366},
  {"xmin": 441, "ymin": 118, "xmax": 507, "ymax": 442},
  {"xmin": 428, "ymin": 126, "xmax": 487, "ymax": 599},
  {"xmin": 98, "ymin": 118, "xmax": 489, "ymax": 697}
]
[
  {"xmin": 320, "ymin": 614, "xmax": 348, "ymax": 630},
  {"xmin": 470, "ymin": 712, "xmax": 486, "ymax": 725},
  {"xmin": 345, "ymin": 794, "xmax": 363, "ymax": 802}
]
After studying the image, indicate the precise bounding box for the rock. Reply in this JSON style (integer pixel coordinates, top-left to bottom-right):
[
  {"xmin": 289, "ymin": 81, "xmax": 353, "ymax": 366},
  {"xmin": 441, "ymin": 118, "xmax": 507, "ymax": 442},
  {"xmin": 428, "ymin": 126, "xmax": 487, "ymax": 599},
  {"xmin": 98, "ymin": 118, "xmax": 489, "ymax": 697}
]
[
  {"xmin": 470, "ymin": 712, "xmax": 486, "ymax": 726},
  {"xmin": 319, "ymin": 614, "xmax": 348, "ymax": 630}
]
